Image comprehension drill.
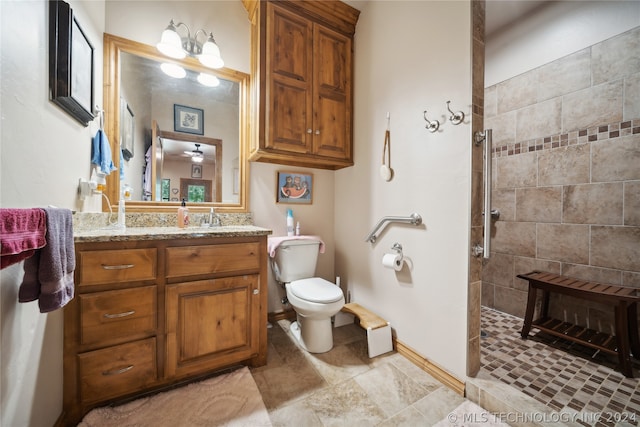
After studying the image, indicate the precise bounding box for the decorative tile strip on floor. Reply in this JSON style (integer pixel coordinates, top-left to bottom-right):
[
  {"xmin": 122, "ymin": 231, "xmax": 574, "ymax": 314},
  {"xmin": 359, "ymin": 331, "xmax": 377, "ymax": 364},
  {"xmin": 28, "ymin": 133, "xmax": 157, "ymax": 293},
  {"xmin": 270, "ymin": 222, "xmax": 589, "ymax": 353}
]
[{"xmin": 480, "ymin": 307, "xmax": 639, "ymax": 427}]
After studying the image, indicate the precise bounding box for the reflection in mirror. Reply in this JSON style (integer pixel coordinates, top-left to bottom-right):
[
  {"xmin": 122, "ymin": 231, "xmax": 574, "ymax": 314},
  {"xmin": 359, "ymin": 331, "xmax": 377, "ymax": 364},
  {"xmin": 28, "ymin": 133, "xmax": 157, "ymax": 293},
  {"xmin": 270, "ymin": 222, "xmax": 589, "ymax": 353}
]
[{"xmin": 103, "ymin": 34, "xmax": 249, "ymax": 213}]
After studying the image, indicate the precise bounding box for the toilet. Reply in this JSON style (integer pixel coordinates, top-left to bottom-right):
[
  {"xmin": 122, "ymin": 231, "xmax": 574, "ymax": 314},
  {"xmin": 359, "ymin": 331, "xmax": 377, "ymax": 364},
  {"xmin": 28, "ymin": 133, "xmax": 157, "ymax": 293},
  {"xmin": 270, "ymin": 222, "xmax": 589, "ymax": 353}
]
[{"xmin": 270, "ymin": 237, "xmax": 345, "ymax": 353}]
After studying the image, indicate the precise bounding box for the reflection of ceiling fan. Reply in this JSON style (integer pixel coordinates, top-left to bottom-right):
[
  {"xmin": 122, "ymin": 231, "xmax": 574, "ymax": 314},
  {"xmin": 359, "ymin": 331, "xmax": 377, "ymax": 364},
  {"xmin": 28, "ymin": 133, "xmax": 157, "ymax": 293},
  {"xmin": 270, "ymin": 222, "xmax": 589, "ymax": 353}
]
[{"xmin": 183, "ymin": 143, "xmax": 204, "ymax": 163}]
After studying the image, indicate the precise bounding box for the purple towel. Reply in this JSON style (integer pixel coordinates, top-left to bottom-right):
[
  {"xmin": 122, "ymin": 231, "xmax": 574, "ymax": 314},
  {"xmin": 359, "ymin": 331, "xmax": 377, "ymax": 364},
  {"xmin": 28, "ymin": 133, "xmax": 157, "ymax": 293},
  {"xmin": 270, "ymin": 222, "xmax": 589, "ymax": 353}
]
[{"xmin": 19, "ymin": 208, "xmax": 75, "ymax": 313}]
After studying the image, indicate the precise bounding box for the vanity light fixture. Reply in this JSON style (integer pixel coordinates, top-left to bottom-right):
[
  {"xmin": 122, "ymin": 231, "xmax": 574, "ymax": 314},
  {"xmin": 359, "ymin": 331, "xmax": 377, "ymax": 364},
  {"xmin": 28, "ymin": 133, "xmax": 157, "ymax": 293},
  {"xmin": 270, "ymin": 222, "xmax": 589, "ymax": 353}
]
[
  {"xmin": 160, "ymin": 63, "xmax": 186, "ymax": 79},
  {"xmin": 157, "ymin": 19, "xmax": 224, "ymax": 69},
  {"xmin": 197, "ymin": 73, "xmax": 220, "ymax": 87}
]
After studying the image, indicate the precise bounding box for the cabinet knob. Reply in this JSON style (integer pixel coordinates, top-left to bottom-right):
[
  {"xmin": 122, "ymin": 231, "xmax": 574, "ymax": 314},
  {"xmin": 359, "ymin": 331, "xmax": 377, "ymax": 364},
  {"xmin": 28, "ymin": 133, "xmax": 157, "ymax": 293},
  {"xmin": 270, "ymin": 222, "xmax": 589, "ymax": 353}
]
[
  {"xmin": 253, "ymin": 289, "xmax": 260, "ymax": 295},
  {"xmin": 315, "ymin": 129, "xmax": 320, "ymax": 135},
  {"xmin": 306, "ymin": 129, "xmax": 312, "ymax": 134}
]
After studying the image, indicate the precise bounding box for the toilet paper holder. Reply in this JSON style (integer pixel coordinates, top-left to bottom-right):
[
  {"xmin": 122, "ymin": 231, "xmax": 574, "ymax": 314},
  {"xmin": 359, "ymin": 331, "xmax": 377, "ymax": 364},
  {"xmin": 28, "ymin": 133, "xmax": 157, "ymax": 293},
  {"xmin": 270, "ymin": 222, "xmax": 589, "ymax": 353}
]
[
  {"xmin": 382, "ymin": 243, "xmax": 405, "ymax": 271},
  {"xmin": 391, "ymin": 243, "xmax": 403, "ymax": 256}
]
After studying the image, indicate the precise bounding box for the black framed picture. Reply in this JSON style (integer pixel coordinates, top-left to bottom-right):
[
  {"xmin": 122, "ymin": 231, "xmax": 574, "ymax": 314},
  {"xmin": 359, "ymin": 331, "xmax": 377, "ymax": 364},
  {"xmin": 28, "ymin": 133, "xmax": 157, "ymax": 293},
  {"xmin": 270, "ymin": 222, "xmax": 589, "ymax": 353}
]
[
  {"xmin": 120, "ymin": 98, "xmax": 134, "ymax": 160},
  {"xmin": 174, "ymin": 104, "xmax": 204, "ymax": 135},
  {"xmin": 49, "ymin": 0, "xmax": 95, "ymax": 126}
]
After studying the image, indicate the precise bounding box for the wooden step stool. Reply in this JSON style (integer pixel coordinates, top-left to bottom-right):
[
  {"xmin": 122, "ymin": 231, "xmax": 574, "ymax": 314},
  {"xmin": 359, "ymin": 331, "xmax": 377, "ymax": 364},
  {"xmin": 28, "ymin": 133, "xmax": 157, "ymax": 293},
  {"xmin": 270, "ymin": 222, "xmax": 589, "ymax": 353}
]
[{"xmin": 341, "ymin": 303, "xmax": 393, "ymax": 358}]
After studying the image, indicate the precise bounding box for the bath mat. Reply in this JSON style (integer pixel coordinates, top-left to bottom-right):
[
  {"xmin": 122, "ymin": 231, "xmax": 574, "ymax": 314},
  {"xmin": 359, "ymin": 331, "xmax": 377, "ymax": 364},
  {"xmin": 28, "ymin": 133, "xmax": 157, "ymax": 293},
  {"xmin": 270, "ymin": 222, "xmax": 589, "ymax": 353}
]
[
  {"xmin": 434, "ymin": 400, "xmax": 510, "ymax": 427},
  {"xmin": 79, "ymin": 366, "xmax": 272, "ymax": 427}
]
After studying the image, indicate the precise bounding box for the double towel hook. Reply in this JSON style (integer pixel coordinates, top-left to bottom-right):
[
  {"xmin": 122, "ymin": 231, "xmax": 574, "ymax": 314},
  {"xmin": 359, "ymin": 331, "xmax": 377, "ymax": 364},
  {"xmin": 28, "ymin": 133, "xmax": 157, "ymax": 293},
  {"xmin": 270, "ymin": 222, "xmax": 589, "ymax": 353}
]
[
  {"xmin": 424, "ymin": 101, "xmax": 465, "ymax": 134},
  {"xmin": 423, "ymin": 111, "xmax": 440, "ymax": 133}
]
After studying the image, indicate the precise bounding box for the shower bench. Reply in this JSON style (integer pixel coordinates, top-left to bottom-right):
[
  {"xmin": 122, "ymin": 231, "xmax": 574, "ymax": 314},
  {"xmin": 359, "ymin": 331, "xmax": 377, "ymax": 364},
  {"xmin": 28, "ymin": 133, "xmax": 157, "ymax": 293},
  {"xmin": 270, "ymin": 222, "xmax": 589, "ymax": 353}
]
[{"xmin": 518, "ymin": 271, "xmax": 640, "ymax": 378}]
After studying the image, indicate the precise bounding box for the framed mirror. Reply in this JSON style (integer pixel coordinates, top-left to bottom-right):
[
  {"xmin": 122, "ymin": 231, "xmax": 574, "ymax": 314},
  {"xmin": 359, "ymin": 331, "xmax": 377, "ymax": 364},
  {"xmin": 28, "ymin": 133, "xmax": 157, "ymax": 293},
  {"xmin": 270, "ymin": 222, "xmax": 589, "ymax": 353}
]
[{"xmin": 103, "ymin": 33, "xmax": 249, "ymax": 213}]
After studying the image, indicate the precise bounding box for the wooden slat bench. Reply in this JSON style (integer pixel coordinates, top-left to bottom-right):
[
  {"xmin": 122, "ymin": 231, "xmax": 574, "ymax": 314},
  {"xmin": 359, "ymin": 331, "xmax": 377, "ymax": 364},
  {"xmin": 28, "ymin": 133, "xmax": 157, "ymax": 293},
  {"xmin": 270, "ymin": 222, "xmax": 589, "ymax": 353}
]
[
  {"xmin": 341, "ymin": 303, "xmax": 393, "ymax": 358},
  {"xmin": 518, "ymin": 271, "xmax": 640, "ymax": 378}
]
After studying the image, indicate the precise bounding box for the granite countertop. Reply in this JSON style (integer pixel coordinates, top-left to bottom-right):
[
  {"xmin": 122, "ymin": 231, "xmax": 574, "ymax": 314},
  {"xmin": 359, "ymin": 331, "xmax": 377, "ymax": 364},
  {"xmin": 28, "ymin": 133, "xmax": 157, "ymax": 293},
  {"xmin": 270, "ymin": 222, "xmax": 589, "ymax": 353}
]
[
  {"xmin": 74, "ymin": 225, "xmax": 272, "ymax": 243},
  {"xmin": 72, "ymin": 212, "xmax": 272, "ymax": 243}
]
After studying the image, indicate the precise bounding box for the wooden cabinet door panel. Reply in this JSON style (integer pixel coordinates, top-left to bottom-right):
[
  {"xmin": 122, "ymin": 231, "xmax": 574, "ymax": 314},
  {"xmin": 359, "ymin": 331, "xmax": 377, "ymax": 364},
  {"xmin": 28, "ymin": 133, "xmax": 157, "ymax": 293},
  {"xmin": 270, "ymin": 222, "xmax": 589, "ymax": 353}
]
[
  {"xmin": 267, "ymin": 3, "xmax": 313, "ymax": 152},
  {"xmin": 165, "ymin": 275, "xmax": 260, "ymax": 377},
  {"xmin": 314, "ymin": 94, "xmax": 349, "ymax": 159},
  {"xmin": 269, "ymin": 78, "xmax": 311, "ymax": 152},
  {"xmin": 269, "ymin": 4, "xmax": 312, "ymax": 81},
  {"xmin": 313, "ymin": 24, "xmax": 351, "ymax": 159},
  {"xmin": 314, "ymin": 25, "xmax": 350, "ymax": 94}
]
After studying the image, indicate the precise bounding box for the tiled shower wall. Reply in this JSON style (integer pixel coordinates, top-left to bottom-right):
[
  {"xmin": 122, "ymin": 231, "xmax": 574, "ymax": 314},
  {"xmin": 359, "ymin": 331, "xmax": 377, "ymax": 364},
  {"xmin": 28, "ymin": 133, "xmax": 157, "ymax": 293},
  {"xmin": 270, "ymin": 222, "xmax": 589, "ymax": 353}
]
[
  {"xmin": 467, "ymin": 0, "xmax": 485, "ymax": 377},
  {"xmin": 481, "ymin": 26, "xmax": 640, "ymax": 331}
]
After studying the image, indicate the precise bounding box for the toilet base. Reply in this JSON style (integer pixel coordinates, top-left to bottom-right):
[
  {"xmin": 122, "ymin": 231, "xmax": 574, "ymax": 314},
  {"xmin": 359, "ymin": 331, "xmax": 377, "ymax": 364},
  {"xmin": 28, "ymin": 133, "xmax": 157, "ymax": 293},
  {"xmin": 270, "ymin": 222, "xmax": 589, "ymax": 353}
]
[{"xmin": 290, "ymin": 314, "xmax": 334, "ymax": 353}]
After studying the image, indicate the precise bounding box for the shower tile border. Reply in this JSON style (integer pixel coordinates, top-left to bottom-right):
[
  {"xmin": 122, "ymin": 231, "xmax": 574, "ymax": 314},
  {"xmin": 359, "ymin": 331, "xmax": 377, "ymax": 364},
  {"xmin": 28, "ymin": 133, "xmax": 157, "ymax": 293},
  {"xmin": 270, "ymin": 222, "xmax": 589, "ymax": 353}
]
[{"xmin": 492, "ymin": 118, "xmax": 640, "ymax": 159}]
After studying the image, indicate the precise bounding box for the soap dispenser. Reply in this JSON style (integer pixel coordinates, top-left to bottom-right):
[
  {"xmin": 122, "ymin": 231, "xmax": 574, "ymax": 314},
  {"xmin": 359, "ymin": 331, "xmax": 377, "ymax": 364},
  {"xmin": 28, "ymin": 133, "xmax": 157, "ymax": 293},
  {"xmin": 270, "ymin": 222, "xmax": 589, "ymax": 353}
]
[
  {"xmin": 286, "ymin": 209, "xmax": 294, "ymax": 236},
  {"xmin": 117, "ymin": 198, "xmax": 126, "ymax": 229},
  {"xmin": 116, "ymin": 184, "xmax": 126, "ymax": 229},
  {"xmin": 178, "ymin": 199, "xmax": 189, "ymax": 228}
]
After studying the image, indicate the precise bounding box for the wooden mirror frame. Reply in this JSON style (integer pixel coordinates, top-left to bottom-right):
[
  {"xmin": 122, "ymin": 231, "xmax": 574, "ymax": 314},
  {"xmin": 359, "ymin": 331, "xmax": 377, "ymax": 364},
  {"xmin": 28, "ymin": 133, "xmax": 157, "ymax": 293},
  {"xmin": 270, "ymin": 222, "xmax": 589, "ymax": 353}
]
[{"xmin": 103, "ymin": 33, "xmax": 250, "ymax": 213}]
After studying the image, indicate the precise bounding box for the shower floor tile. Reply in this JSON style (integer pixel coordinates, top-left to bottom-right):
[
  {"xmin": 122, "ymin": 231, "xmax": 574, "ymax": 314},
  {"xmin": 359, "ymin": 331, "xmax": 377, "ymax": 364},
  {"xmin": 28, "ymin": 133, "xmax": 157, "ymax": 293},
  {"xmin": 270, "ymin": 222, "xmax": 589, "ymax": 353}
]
[{"xmin": 481, "ymin": 307, "xmax": 640, "ymax": 427}]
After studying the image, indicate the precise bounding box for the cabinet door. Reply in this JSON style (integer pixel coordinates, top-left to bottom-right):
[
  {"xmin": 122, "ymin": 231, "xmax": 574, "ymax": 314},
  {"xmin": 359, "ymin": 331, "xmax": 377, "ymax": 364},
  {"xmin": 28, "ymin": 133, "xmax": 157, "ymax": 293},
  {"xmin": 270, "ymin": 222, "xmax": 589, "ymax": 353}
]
[
  {"xmin": 266, "ymin": 3, "xmax": 313, "ymax": 153},
  {"xmin": 165, "ymin": 275, "xmax": 260, "ymax": 378},
  {"xmin": 313, "ymin": 24, "xmax": 352, "ymax": 160}
]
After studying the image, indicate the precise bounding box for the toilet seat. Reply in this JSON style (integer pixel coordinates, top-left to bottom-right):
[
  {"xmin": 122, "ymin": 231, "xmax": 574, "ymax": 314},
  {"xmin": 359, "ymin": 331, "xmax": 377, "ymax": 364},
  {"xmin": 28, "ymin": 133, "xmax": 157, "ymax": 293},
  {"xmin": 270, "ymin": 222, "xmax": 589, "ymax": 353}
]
[{"xmin": 289, "ymin": 278, "xmax": 343, "ymax": 303}]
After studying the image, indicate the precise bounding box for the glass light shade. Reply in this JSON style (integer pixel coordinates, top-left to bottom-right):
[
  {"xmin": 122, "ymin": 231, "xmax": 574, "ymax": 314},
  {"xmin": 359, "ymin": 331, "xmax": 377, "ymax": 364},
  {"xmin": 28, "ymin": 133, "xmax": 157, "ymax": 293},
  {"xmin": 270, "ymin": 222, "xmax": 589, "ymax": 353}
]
[
  {"xmin": 157, "ymin": 27, "xmax": 186, "ymax": 59},
  {"xmin": 192, "ymin": 154, "xmax": 204, "ymax": 163},
  {"xmin": 197, "ymin": 73, "xmax": 220, "ymax": 87},
  {"xmin": 160, "ymin": 63, "xmax": 186, "ymax": 79},
  {"xmin": 198, "ymin": 37, "xmax": 224, "ymax": 69}
]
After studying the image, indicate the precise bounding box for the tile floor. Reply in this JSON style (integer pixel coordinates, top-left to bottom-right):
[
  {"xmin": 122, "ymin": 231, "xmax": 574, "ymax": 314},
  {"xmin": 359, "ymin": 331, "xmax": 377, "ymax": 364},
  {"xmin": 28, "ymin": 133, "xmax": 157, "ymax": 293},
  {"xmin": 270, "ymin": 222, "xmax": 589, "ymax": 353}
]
[
  {"xmin": 250, "ymin": 319, "xmax": 471, "ymax": 426},
  {"xmin": 480, "ymin": 307, "xmax": 640, "ymax": 427},
  {"xmin": 251, "ymin": 310, "xmax": 640, "ymax": 427}
]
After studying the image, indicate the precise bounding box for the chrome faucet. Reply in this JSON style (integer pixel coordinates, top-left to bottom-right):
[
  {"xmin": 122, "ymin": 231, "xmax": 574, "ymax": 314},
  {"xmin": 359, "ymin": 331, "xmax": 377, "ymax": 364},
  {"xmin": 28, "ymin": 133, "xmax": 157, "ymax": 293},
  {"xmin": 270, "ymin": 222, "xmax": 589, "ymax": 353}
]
[{"xmin": 208, "ymin": 207, "xmax": 221, "ymax": 227}]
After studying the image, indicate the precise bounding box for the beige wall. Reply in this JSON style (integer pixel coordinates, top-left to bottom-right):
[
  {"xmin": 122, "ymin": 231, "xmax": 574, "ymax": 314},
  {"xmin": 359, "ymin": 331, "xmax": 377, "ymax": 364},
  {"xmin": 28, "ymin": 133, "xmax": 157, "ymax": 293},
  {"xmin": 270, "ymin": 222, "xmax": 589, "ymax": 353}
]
[
  {"xmin": 482, "ymin": 27, "xmax": 640, "ymax": 331},
  {"xmin": 335, "ymin": 1, "xmax": 474, "ymax": 379},
  {"xmin": 0, "ymin": 2, "xmax": 105, "ymax": 426}
]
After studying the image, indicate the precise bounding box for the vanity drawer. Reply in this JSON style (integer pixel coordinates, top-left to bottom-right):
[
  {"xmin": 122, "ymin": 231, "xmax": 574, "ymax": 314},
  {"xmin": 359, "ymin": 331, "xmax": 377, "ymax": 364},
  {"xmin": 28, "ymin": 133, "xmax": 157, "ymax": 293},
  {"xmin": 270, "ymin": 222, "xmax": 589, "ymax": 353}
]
[
  {"xmin": 165, "ymin": 243, "xmax": 260, "ymax": 279},
  {"xmin": 77, "ymin": 248, "xmax": 157, "ymax": 288},
  {"xmin": 78, "ymin": 337, "xmax": 157, "ymax": 404},
  {"xmin": 79, "ymin": 286, "xmax": 157, "ymax": 347}
]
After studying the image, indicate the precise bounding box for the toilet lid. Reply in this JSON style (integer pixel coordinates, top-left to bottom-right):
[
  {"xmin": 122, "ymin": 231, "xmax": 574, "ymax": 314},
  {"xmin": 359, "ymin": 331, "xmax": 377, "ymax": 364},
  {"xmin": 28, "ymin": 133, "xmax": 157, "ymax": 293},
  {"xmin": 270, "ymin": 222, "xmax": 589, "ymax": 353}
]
[{"xmin": 289, "ymin": 278, "xmax": 343, "ymax": 303}]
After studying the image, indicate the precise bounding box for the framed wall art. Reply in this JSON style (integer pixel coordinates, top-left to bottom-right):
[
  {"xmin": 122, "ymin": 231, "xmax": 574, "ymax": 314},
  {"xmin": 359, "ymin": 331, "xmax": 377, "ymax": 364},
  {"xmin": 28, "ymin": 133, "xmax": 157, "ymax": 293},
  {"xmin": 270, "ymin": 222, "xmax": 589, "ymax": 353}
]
[
  {"xmin": 120, "ymin": 98, "xmax": 134, "ymax": 160},
  {"xmin": 276, "ymin": 171, "xmax": 313, "ymax": 204},
  {"xmin": 191, "ymin": 164, "xmax": 203, "ymax": 179},
  {"xmin": 49, "ymin": 0, "xmax": 95, "ymax": 126},
  {"xmin": 174, "ymin": 104, "xmax": 204, "ymax": 135}
]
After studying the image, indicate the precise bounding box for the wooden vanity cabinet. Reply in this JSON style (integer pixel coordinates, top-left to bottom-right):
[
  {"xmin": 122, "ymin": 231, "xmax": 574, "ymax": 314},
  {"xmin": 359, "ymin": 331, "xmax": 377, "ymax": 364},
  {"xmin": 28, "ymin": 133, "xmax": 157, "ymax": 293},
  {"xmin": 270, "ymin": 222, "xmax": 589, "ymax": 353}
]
[
  {"xmin": 164, "ymin": 242, "xmax": 263, "ymax": 379},
  {"xmin": 62, "ymin": 236, "xmax": 268, "ymax": 426},
  {"xmin": 244, "ymin": 0, "xmax": 359, "ymax": 170}
]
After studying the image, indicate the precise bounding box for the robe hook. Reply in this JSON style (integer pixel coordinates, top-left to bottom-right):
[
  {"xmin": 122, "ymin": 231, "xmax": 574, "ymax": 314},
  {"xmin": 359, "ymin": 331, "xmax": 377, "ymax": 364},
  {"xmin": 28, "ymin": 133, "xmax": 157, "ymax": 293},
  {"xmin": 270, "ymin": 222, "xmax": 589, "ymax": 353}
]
[
  {"xmin": 446, "ymin": 101, "xmax": 464, "ymax": 125},
  {"xmin": 423, "ymin": 110, "xmax": 440, "ymax": 133}
]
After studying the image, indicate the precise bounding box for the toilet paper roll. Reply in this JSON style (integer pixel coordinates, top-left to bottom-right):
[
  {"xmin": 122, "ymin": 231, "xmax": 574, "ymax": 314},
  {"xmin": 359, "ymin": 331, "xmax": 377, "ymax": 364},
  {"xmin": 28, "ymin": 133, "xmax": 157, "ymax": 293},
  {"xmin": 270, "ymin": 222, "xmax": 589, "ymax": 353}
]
[{"xmin": 382, "ymin": 253, "xmax": 403, "ymax": 271}]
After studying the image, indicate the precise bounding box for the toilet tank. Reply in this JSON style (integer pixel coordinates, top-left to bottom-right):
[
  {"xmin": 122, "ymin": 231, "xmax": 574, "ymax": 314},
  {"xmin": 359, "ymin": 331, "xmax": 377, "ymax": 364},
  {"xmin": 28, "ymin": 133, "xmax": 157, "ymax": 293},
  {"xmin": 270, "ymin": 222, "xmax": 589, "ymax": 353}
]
[{"xmin": 272, "ymin": 238, "xmax": 321, "ymax": 283}]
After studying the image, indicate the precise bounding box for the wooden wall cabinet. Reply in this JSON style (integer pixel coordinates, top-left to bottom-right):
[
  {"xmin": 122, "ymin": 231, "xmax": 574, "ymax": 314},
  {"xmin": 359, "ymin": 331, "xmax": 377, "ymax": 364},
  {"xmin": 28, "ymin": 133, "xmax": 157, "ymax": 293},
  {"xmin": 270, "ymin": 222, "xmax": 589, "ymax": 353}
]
[
  {"xmin": 244, "ymin": 0, "xmax": 360, "ymax": 170},
  {"xmin": 62, "ymin": 236, "xmax": 268, "ymax": 426}
]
